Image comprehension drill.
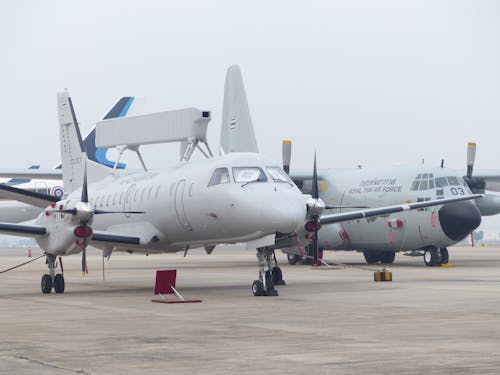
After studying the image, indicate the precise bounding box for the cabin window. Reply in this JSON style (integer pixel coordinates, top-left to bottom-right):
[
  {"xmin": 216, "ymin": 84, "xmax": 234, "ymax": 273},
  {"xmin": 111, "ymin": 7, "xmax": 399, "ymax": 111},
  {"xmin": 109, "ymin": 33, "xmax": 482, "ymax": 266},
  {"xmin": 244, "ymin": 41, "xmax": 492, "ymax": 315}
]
[
  {"xmin": 119, "ymin": 192, "xmax": 124, "ymax": 205},
  {"xmin": 233, "ymin": 167, "xmax": 267, "ymax": 183},
  {"xmin": 113, "ymin": 193, "xmax": 117, "ymax": 206},
  {"xmin": 140, "ymin": 188, "xmax": 146, "ymax": 201},
  {"xmin": 208, "ymin": 168, "xmax": 230, "ymax": 186},
  {"xmin": 148, "ymin": 186, "xmax": 153, "ymax": 200},
  {"xmin": 155, "ymin": 185, "xmax": 161, "ymax": 199},
  {"xmin": 133, "ymin": 190, "xmax": 138, "ymax": 202},
  {"xmin": 106, "ymin": 195, "xmax": 111, "ymax": 207}
]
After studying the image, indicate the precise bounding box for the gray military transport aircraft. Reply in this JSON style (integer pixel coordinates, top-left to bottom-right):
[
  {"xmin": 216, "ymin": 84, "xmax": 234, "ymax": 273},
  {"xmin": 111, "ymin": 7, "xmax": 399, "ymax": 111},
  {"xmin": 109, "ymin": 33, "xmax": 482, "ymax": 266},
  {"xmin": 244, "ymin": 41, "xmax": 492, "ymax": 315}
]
[
  {"xmin": 220, "ymin": 65, "xmax": 489, "ymax": 268},
  {"xmin": 0, "ymin": 68, "xmax": 481, "ymax": 297}
]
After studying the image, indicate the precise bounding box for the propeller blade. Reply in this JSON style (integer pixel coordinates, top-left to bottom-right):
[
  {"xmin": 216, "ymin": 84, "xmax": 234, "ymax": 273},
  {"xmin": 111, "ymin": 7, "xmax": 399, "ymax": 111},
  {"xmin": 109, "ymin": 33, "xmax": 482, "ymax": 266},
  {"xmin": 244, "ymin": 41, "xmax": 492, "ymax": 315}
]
[
  {"xmin": 81, "ymin": 246, "xmax": 86, "ymax": 273},
  {"xmin": 81, "ymin": 162, "xmax": 89, "ymax": 203},
  {"xmin": 325, "ymin": 205, "xmax": 369, "ymax": 210},
  {"xmin": 312, "ymin": 220, "xmax": 319, "ymax": 266},
  {"xmin": 94, "ymin": 209, "xmax": 146, "ymax": 214},
  {"xmin": 466, "ymin": 142, "xmax": 476, "ymax": 179},
  {"xmin": 312, "ymin": 152, "xmax": 319, "ymax": 199},
  {"xmin": 282, "ymin": 140, "xmax": 292, "ymax": 175}
]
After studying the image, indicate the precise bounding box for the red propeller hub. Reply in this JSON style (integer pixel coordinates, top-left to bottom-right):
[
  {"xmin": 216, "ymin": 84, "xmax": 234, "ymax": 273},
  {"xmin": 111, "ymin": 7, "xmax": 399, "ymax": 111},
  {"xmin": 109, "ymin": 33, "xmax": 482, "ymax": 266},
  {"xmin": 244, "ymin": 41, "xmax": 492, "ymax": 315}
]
[
  {"xmin": 304, "ymin": 220, "xmax": 321, "ymax": 233},
  {"xmin": 74, "ymin": 225, "xmax": 93, "ymax": 239}
]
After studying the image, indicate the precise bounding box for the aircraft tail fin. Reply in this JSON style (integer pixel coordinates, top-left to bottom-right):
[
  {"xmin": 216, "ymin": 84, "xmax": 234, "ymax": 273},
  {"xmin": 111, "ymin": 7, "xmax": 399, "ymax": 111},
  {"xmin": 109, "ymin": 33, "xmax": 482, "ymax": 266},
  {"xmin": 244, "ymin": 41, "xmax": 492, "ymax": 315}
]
[
  {"xmin": 83, "ymin": 96, "xmax": 135, "ymax": 169},
  {"xmin": 219, "ymin": 65, "xmax": 259, "ymax": 154},
  {"xmin": 57, "ymin": 91, "xmax": 110, "ymax": 195}
]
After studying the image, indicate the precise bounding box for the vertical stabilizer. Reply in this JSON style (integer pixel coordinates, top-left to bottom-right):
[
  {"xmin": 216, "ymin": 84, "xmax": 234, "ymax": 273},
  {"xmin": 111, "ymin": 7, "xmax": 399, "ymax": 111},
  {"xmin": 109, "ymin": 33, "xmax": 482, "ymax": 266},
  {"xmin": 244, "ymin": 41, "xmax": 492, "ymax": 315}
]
[
  {"xmin": 220, "ymin": 65, "xmax": 259, "ymax": 154},
  {"xmin": 57, "ymin": 91, "xmax": 87, "ymax": 195}
]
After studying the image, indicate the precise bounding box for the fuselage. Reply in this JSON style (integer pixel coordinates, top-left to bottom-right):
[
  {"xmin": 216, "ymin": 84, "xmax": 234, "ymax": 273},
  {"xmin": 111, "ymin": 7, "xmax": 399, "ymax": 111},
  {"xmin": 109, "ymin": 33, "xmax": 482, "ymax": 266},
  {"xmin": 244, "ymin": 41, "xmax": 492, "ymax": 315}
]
[
  {"xmin": 37, "ymin": 153, "xmax": 306, "ymax": 255},
  {"xmin": 292, "ymin": 165, "xmax": 481, "ymax": 252}
]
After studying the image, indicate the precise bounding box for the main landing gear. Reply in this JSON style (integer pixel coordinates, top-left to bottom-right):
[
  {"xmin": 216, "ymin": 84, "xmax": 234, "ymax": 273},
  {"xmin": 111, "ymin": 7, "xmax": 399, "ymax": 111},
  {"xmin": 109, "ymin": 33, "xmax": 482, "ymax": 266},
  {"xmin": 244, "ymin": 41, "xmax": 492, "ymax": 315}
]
[
  {"xmin": 363, "ymin": 250, "xmax": 396, "ymax": 264},
  {"xmin": 41, "ymin": 254, "xmax": 65, "ymax": 294},
  {"xmin": 252, "ymin": 248, "xmax": 284, "ymax": 296},
  {"xmin": 423, "ymin": 247, "xmax": 449, "ymax": 266}
]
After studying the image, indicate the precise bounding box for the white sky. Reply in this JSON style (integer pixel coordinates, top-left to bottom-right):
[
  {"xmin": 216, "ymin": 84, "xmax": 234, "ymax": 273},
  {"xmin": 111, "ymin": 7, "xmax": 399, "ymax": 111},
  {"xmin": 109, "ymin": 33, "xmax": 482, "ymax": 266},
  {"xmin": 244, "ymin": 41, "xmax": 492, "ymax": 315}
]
[{"xmin": 1, "ymin": 0, "xmax": 500, "ymax": 230}]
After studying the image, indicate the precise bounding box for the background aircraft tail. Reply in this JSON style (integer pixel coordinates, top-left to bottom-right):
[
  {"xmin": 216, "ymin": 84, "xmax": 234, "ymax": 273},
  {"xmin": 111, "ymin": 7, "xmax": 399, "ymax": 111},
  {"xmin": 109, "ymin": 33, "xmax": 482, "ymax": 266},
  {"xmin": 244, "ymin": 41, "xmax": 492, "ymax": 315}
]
[
  {"xmin": 83, "ymin": 96, "xmax": 135, "ymax": 169},
  {"xmin": 219, "ymin": 65, "xmax": 259, "ymax": 154},
  {"xmin": 57, "ymin": 91, "xmax": 110, "ymax": 195}
]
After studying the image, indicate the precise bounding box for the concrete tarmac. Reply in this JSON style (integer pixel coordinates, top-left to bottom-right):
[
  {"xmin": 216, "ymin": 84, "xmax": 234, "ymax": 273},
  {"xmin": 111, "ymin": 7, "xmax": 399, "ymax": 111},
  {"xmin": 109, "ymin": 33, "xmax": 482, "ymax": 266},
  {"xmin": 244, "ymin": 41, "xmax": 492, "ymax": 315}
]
[{"xmin": 1, "ymin": 245, "xmax": 500, "ymax": 374}]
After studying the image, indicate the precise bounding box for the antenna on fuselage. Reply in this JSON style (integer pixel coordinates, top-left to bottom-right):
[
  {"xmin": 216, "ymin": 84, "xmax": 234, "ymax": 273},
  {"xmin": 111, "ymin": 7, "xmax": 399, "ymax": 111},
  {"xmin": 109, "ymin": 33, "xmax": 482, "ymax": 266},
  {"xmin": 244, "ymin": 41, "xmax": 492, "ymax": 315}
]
[{"xmin": 440, "ymin": 159, "xmax": 444, "ymax": 168}]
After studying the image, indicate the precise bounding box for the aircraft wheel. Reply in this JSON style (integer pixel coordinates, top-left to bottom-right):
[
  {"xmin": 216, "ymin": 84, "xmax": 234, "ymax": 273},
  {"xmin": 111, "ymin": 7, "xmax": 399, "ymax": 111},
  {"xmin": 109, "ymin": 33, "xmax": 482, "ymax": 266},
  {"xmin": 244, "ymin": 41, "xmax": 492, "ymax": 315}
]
[
  {"xmin": 300, "ymin": 256, "xmax": 312, "ymax": 265},
  {"xmin": 439, "ymin": 248, "xmax": 449, "ymax": 265},
  {"xmin": 363, "ymin": 251, "xmax": 380, "ymax": 264},
  {"xmin": 272, "ymin": 266, "xmax": 284, "ymax": 285},
  {"xmin": 54, "ymin": 274, "xmax": 65, "ymax": 294},
  {"xmin": 380, "ymin": 251, "xmax": 396, "ymax": 264},
  {"xmin": 287, "ymin": 254, "xmax": 300, "ymax": 265},
  {"xmin": 41, "ymin": 274, "xmax": 53, "ymax": 294},
  {"xmin": 252, "ymin": 280, "xmax": 264, "ymax": 296},
  {"xmin": 424, "ymin": 248, "xmax": 441, "ymax": 266}
]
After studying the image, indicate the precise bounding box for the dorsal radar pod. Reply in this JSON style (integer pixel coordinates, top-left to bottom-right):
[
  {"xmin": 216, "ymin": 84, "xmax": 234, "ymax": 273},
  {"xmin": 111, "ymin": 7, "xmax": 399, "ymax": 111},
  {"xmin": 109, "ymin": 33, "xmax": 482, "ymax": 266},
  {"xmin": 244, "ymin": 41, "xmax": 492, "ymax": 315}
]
[{"xmin": 95, "ymin": 108, "xmax": 213, "ymax": 170}]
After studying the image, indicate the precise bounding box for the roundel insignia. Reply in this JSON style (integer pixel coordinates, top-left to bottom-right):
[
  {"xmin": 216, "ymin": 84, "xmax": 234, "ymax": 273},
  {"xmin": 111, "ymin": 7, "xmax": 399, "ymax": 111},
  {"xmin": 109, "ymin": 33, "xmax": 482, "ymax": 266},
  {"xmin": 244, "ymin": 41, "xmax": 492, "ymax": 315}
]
[{"xmin": 51, "ymin": 186, "xmax": 64, "ymax": 199}]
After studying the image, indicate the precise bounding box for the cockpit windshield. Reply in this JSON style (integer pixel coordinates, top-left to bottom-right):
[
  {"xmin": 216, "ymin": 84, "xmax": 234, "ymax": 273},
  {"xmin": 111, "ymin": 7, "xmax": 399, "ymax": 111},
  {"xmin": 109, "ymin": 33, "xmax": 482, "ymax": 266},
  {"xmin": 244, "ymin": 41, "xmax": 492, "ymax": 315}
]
[
  {"xmin": 233, "ymin": 167, "xmax": 268, "ymax": 183},
  {"xmin": 266, "ymin": 167, "xmax": 291, "ymax": 183},
  {"xmin": 208, "ymin": 168, "xmax": 230, "ymax": 186}
]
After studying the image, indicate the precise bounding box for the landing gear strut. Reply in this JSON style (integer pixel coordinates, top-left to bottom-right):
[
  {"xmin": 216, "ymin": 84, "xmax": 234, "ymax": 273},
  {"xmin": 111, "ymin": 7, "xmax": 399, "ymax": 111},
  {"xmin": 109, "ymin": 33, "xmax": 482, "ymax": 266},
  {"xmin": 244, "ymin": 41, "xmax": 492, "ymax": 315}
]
[
  {"xmin": 41, "ymin": 254, "xmax": 65, "ymax": 294},
  {"xmin": 253, "ymin": 248, "xmax": 281, "ymax": 296}
]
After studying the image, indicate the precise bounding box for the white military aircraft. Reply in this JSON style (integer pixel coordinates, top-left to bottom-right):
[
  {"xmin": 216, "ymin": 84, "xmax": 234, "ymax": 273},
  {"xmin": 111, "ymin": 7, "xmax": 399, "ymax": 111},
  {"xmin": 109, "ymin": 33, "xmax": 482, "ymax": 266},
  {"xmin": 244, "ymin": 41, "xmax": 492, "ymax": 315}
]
[
  {"xmin": 220, "ymin": 65, "xmax": 489, "ymax": 268},
  {"xmin": 0, "ymin": 68, "xmax": 480, "ymax": 296},
  {"xmin": 0, "ymin": 97, "xmax": 136, "ymax": 223}
]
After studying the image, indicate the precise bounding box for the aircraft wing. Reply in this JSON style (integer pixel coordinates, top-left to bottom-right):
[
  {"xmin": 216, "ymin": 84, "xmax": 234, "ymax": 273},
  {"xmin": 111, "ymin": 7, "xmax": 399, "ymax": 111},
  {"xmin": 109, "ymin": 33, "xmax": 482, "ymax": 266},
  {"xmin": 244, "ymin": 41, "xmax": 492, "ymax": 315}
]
[
  {"xmin": 0, "ymin": 169, "xmax": 62, "ymax": 180},
  {"xmin": 469, "ymin": 170, "xmax": 500, "ymax": 191},
  {"xmin": 0, "ymin": 183, "xmax": 59, "ymax": 208},
  {"xmin": 319, "ymin": 194, "xmax": 482, "ymax": 225},
  {"xmin": 90, "ymin": 230, "xmax": 142, "ymax": 247}
]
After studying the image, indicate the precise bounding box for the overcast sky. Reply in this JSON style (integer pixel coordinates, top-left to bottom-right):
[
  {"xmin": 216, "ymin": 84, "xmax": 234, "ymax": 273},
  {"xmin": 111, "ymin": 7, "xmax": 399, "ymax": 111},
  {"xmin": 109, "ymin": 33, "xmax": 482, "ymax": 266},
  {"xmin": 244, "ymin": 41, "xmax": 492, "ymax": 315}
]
[{"xmin": 1, "ymin": 1, "xmax": 500, "ymax": 229}]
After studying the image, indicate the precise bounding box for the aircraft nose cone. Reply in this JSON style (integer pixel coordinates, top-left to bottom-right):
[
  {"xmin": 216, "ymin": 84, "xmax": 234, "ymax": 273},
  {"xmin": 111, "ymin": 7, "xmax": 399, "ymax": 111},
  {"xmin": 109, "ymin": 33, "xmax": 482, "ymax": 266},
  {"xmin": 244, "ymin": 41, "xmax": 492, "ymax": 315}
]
[
  {"xmin": 268, "ymin": 197, "xmax": 305, "ymax": 233},
  {"xmin": 438, "ymin": 200, "xmax": 481, "ymax": 241}
]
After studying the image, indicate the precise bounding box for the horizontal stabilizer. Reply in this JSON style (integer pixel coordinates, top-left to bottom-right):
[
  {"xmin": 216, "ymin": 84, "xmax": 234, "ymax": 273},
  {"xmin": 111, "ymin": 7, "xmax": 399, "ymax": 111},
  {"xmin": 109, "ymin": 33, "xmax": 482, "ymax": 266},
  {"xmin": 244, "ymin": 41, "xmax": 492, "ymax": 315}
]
[
  {"xmin": 96, "ymin": 108, "xmax": 211, "ymax": 148},
  {"xmin": 320, "ymin": 194, "xmax": 483, "ymax": 225},
  {"xmin": 0, "ymin": 184, "xmax": 59, "ymax": 208},
  {"xmin": 0, "ymin": 169, "xmax": 62, "ymax": 180}
]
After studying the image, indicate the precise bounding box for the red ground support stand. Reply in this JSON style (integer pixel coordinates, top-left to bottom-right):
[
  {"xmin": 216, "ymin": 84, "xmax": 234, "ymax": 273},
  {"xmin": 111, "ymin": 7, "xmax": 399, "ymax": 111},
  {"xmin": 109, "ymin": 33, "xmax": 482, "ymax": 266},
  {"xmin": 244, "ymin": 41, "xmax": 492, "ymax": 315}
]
[{"xmin": 151, "ymin": 270, "xmax": 202, "ymax": 304}]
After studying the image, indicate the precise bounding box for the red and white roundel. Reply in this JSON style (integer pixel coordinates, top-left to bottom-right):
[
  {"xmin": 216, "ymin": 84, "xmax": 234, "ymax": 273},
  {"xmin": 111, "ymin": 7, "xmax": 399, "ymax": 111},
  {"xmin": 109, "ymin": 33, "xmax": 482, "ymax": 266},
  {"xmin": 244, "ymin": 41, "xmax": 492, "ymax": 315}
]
[{"xmin": 51, "ymin": 186, "xmax": 64, "ymax": 199}]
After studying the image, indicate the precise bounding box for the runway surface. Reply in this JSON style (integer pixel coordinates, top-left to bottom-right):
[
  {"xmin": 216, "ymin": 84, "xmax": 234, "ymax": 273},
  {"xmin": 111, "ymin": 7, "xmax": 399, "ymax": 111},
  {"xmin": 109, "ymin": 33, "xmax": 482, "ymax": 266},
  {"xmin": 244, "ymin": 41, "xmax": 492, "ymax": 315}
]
[{"xmin": 1, "ymin": 245, "xmax": 499, "ymax": 374}]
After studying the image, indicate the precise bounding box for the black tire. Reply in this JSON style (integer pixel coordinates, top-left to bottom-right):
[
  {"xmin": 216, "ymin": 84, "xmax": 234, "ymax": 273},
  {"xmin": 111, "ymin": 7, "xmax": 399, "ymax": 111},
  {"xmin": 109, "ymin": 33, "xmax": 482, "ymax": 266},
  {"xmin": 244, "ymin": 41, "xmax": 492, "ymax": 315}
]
[
  {"xmin": 440, "ymin": 248, "xmax": 449, "ymax": 265},
  {"xmin": 252, "ymin": 280, "xmax": 264, "ymax": 296},
  {"xmin": 54, "ymin": 274, "xmax": 65, "ymax": 294},
  {"xmin": 380, "ymin": 251, "xmax": 396, "ymax": 264},
  {"xmin": 287, "ymin": 253, "xmax": 300, "ymax": 265},
  {"xmin": 363, "ymin": 251, "xmax": 380, "ymax": 264},
  {"xmin": 300, "ymin": 256, "xmax": 312, "ymax": 265},
  {"xmin": 424, "ymin": 248, "xmax": 441, "ymax": 266},
  {"xmin": 272, "ymin": 266, "xmax": 284, "ymax": 285},
  {"xmin": 41, "ymin": 274, "xmax": 52, "ymax": 294}
]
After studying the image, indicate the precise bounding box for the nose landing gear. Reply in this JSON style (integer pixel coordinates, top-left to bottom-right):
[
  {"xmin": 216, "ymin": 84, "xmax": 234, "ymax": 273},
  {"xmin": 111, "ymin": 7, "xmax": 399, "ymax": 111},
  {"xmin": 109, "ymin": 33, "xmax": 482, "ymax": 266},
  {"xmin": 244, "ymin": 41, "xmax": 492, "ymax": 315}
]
[
  {"xmin": 41, "ymin": 254, "xmax": 65, "ymax": 294},
  {"xmin": 253, "ymin": 248, "xmax": 283, "ymax": 296},
  {"xmin": 423, "ymin": 247, "xmax": 449, "ymax": 266}
]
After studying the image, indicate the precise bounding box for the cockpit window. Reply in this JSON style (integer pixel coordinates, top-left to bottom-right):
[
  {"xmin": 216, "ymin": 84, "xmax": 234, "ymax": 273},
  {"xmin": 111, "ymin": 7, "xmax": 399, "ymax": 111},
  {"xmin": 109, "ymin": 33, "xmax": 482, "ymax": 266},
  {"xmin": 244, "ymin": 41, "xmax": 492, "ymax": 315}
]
[
  {"xmin": 208, "ymin": 168, "xmax": 230, "ymax": 186},
  {"xmin": 435, "ymin": 177, "xmax": 448, "ymax": 187},
  {"xmin": 447, "ymin": 176, "xmax": 460, "ymax": 186},
  {"xmin": 233, "ymin": 167, "xmax": 267, "ymax": 183},
  {"xmin": 266, "ymin": 167, "xmax": 291, "ymax": 183},
  {"xmin": 410, "ymin": 173, "xmax": 435, "ymax": 191}
]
